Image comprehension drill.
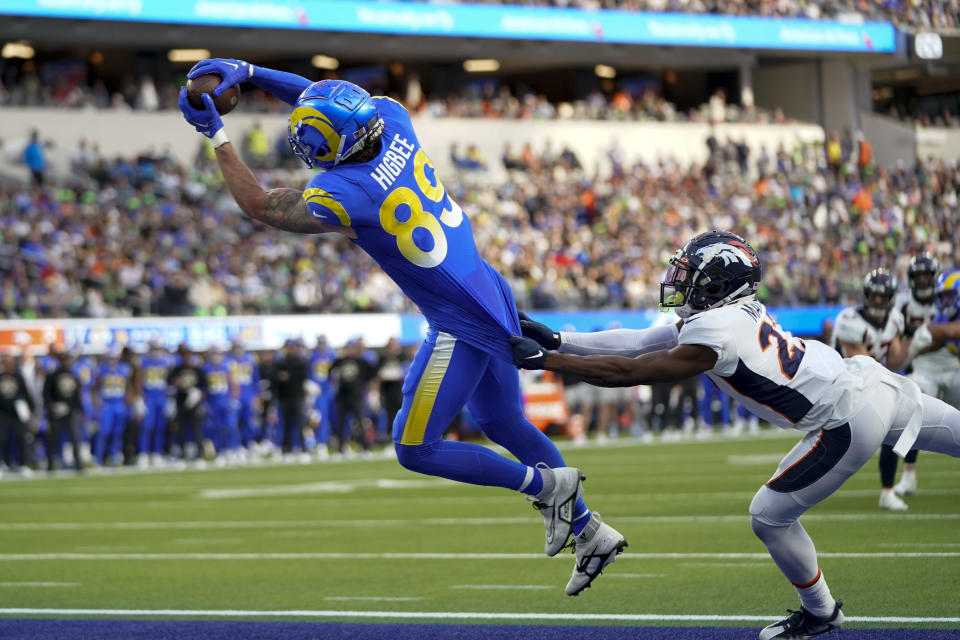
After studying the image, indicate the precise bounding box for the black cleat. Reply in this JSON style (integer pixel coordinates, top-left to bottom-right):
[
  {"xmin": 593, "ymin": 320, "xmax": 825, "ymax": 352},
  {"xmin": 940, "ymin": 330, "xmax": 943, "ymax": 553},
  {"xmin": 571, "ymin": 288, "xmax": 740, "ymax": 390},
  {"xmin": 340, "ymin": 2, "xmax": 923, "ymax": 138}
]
[{"xmin": 758, "ymin": 600, "xmax": 844, "ymax": 640}]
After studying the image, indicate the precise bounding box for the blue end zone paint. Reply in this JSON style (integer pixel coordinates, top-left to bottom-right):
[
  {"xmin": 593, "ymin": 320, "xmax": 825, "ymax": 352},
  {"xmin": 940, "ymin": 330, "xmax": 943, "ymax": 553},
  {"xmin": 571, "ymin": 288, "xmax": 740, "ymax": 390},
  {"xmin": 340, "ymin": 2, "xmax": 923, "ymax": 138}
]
[{"xmin": 0, "ymin": 620, "xmax": 957, "ymax": 640}]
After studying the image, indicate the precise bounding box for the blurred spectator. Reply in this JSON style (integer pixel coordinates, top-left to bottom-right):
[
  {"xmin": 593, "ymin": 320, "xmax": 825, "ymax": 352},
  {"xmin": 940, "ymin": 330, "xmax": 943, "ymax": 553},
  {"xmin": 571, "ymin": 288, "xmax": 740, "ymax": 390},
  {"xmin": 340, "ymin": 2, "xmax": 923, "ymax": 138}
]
[{"xmin": 22, "ymin": 129, "xmax": 46, "ymax": 185}]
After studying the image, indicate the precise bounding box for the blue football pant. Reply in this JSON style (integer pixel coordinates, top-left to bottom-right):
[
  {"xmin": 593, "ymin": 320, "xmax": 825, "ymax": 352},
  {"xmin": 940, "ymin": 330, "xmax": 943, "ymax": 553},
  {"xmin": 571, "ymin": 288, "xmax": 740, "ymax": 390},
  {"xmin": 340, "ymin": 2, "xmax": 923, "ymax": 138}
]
[{"xmin": 392, "ymin": 330, "xmax": 589, "ymax": 513}]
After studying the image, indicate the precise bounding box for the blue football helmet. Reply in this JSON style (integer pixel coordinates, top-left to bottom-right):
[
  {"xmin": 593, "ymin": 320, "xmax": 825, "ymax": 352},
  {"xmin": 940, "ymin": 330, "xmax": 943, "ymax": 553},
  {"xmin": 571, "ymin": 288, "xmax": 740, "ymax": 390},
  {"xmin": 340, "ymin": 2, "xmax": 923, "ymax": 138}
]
[
  {"xmin": 288, "ymin": 80, "xmax": 384, "ymax": 169},
  {"xmin": 934, "ymin": 269, "xmax": 960, "ymax": 320},
  {"xmin": 660, "ymin": 230, "xmax": 761, "ymax": 319}
]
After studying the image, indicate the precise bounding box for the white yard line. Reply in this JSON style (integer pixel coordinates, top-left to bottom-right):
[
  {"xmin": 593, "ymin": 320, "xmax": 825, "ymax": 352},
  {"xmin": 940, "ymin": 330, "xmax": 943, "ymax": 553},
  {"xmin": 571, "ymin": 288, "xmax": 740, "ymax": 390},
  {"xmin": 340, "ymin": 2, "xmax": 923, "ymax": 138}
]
[
  {"xmin": 0, "ymin": 551, "xmax": 957, "ymax": 561},
  {"xmin": 0, "ymin": 582, "xmax": 79, "ymax": 587},
  {"xmin": 323, "ymin": 597, "xmax": 424, "ymax": 602},
  {"xmin": 450, "ymin": 585, "xmax": 553, "ymax": 590},
  {"xmin": 0, "ymin": 608, "xmax": 956, "ymax": 624}
]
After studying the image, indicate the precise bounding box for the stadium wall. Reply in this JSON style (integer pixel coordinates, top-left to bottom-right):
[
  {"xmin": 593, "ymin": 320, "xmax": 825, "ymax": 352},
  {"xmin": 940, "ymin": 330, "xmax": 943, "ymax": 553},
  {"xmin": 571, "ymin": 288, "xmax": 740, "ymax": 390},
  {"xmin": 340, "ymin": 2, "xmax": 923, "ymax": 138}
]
[{"xmin": 0, "ymin": 108, "xmax": 825, "ymax": 180}]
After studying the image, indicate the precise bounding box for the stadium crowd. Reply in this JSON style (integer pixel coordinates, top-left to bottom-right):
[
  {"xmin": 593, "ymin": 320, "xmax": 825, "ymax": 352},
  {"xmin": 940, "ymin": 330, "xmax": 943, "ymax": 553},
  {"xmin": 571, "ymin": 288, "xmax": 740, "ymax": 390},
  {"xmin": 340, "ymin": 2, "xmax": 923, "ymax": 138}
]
[
  {"xmin": 0, "ymin": 124, "xmax": 955, "ymax": 319},
  {"xmin": 0, "ymin": 62, "xmax": 781, "ymax": 126},
  {"xmin": 409, "ymin": 0, "xmax": 959, "ymax": 30}
]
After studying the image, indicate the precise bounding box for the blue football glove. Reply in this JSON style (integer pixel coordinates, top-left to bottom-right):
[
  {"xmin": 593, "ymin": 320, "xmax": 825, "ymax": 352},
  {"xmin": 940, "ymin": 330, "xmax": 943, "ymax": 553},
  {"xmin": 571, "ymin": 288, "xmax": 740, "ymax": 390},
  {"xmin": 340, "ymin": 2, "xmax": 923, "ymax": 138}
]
[
  {"xmin": 178, "ymin": 87, "xmax": 223, "ymax": 139},
  {"xmin": 518, "ymin": 312, "xmax": 561, "ymax": 350},
  {"xmin": 187, "ymin": 58, "xmax": 254, "ymax": 96},
  {"xmin": 510, "ymin": 335, "xmax": 548, "ymax": 370}
]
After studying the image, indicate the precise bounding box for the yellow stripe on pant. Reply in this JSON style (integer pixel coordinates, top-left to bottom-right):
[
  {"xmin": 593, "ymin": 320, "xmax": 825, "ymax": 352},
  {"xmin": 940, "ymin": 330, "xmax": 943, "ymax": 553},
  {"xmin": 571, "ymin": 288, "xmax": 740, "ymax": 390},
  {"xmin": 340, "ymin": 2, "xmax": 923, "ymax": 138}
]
[{"xmin": 400, "ymin": 332, "xmax": 457, "ymax": 445}]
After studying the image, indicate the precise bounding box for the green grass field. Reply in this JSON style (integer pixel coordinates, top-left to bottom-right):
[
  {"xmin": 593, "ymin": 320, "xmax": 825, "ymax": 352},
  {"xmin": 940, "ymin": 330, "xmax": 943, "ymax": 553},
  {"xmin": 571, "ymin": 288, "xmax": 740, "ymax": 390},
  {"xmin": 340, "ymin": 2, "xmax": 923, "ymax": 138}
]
[{"xmin": 1, "ymin": 432, "xmax": 958, "ymax": 631}]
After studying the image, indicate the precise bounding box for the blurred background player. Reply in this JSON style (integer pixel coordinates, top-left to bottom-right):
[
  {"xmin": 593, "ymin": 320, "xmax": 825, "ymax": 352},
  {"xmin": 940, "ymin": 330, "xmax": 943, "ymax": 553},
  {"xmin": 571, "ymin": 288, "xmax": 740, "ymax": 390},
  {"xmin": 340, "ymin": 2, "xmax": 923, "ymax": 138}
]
[
  {"xmin": 140, "ymin": 340, "xmax": 174, "ymax": 467},
  {"xmin": 42, "ymin": 349, "xmax": 83, "ymax": 472},
  {"xmin": 177, "ymin": 60, "xmax": 624, "ymax": 592},
  {"xmin": 890, "ymin": 255, "xmax": 942, "ymax": 497},
  {"xmin": 273, "ymin": 339, "xmax": 308, "ymax": 459},
  {"xmin": 169, "ymin": 345, "xmax": 207, "ymax": 464},
  {"xmin": 330, "ymin": 339, "xmax": 376, "ymax": 457},
  {"xmin": 307, "ymin": 336, "xmax": 336, "ymax": 458},
  {"xmin": 0, "ymin": 353, "xmax": 37, "ymax": 474},
  {"xmin": 228, "ymin": 339, "xmax": 261, "ymax": 457},
  {"xmin": 832, "ymin": 269, "xmax": 911, "ymax": 510},
  {"xmin": 93, "ymin": 346, "xmax": 130, "ymax": 467},
  {"xmin": 377, "ymin": 337, "xmax": 408, "ymax": 448},
  {"xmin": 203, "ymin": 345, "xmax": 241, "ymax": 464}
]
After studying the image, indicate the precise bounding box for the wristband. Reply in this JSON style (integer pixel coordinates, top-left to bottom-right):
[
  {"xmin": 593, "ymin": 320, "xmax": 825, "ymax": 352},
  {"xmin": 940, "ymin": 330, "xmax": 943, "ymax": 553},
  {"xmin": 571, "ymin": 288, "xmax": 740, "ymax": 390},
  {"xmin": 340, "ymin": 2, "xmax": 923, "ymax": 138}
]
[{"xmin": 210, "ymin": 128, "xmax": 230, "ymax": 149}]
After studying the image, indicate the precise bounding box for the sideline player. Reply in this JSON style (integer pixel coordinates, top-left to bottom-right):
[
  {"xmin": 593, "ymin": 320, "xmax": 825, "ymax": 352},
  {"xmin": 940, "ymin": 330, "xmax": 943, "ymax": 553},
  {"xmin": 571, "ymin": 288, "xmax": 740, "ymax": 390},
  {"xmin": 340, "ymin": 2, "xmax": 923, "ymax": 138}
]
[
  {"xmin": 177, "ymin": 60, "xmax": 624, "ymax": 593},
  {"xmin": 832, "ymin": 269, "xmax": 911, "ymax": 511},
  {"xmin": 510, "ymin": 230, "xmax": 960, "ymax": 639}
]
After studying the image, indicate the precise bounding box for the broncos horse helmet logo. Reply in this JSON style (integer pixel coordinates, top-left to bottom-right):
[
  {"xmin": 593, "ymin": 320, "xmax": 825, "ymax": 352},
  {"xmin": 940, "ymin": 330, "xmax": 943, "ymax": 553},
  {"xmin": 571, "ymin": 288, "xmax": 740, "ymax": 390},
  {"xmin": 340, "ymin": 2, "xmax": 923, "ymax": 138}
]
[{"xmin": 695, "ymin": 241, "xmax": 758, "ymax": 269}]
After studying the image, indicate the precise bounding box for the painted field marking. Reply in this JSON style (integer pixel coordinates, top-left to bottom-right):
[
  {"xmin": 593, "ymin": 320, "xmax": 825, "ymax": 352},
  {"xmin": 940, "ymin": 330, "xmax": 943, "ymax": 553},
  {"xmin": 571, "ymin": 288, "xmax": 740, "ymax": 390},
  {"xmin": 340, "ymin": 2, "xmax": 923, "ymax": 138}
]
[
  {"xmin": 450, "ymin": 585, "xmax": 553, "ymax": 590},
  {"xmin": 170, "ymin": 538, "xmax": 241, "ymax": 545},
  {"xmin": 680, "ymin": 562, "xmax": 772, "ymax": 568},
  {"xmin": 199, "ymin": 478, "xmax": 455, "ymax": 499},
  {"xmin": 2, "ymin": 512, "xmax": 959, "ymax": 532},
  {"xmin": 323, "ymin": 597, "xmax": 423, "ymax": 602},
  {"xmin": 0, "ymin": 582, "xmax": 79, "ymax": 587},
  {"xmin": 0, "ymin": 608, "xmax": 957, "ymax": 624},
  {"xmin": 0, "ymin": 551, "xmax": 957, "ymax": 561},
  {"xmin": 603, "ymin": 573, "xmax": 667, "ymax": 578}
]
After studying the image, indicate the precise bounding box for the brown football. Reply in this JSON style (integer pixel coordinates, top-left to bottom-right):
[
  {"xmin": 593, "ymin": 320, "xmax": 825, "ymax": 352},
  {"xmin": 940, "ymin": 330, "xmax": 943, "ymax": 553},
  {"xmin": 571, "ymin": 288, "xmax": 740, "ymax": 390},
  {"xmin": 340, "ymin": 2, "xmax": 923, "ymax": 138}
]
[{"xmin": 186, "ymin": 73, "xmax": 241, "ymax": 115}]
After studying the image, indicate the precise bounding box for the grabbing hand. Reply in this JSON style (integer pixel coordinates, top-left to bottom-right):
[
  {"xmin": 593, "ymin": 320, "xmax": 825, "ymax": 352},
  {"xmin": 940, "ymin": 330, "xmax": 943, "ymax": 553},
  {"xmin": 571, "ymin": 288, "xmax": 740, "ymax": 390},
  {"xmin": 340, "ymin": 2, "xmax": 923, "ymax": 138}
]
[
  {"xmin": 518, "ymin": 312, "xmax": 560, "ymax": 350},
  {"xmin": 178, "ymin": 87, "xmax": 223, "ymax": 139},
  {"xmin": 187, "ymin": 58, "xmax": 253, "ymax": 96},
  {"xmin": 509, "ymin": 335, "xmax": 548, "ymax": 370}
]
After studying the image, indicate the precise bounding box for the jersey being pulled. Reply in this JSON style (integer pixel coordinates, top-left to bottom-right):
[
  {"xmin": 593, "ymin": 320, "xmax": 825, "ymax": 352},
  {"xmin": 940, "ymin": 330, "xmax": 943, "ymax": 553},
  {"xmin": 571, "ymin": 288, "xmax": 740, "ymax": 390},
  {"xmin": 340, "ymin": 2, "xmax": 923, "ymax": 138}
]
[
  {"xmin": 301, "ymin": 97, "xmax": 519, "ymax": 361},
  {"xmin": 833, "ymin": 305, "xmax": 904, "ymax": 364},
  {"xmin": 679, "ymin": 301, "xmax": 862, "ymax": 432}
]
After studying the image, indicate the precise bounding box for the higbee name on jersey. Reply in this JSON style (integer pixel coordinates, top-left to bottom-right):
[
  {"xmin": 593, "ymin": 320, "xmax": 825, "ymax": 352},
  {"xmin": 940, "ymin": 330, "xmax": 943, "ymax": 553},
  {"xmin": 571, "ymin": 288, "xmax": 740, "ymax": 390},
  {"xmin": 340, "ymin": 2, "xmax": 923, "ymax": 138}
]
[{"xmin": 679, "ymin": 300, "xmax": 862, "ymax": 432}]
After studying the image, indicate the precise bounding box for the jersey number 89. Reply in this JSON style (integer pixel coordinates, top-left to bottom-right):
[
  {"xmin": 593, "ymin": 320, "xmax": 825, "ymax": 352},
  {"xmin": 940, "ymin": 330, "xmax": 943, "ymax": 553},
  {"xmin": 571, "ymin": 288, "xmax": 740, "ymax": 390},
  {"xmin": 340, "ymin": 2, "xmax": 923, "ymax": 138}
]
[{"xmin": 380, "ymin": 150, "xmax": 463, "ymax": 268}]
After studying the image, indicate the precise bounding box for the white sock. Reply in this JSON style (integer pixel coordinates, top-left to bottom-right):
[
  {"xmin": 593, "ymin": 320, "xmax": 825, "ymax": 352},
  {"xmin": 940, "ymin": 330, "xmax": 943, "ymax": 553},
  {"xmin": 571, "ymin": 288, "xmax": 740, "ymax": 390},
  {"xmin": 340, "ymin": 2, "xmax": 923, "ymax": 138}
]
[
  {"xmin": 902, "ymin": 467, "xmax": 916, "ymax": 481},
  {"xmin": 795, "ymin": 568, "xmax": 835, "ymax": 618}
]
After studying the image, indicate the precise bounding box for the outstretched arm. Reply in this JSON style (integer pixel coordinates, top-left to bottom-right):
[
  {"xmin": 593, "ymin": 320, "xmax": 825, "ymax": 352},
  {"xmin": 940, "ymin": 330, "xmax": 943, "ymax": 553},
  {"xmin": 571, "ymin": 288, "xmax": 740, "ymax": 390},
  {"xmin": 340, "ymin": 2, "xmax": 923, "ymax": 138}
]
[
  {"xmin": 214, "ymin": 142, "xmax": 342, "ymax": 234},
  {"xmin": 177, "ymin": 88, "xmax": 342, "ymax": 235},
  {"xmin": 510, "ymin": 335, "xmax": 717, "ymax": 388}
]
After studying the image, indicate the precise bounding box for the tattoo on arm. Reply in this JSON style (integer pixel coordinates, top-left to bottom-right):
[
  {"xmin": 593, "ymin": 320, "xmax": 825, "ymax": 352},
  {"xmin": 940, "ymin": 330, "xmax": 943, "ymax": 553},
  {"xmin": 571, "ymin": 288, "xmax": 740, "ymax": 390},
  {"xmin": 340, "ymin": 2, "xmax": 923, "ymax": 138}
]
[{"xmin": 256, "ymin": 188, "xmax": 324, "ymax": 234}]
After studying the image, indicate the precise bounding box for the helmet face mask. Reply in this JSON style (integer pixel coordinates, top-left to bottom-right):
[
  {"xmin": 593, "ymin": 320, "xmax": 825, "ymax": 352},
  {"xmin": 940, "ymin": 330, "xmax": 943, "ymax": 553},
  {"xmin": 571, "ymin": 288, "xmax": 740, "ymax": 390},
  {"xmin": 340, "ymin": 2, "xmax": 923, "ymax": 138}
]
[
  {"xmin": 861, "ymin": 268, "xmax": 897, "ymax": 326},
  {"xmin": 907, "ymin": 254, "xmax": 940, "ymax": 304},
  {"xmin": 659, "ymin": 231, "xmax": 761, "ymax": 318},
  {"xmin": 287, "ymin": 80, "xmax": 384, "ymax": 170}
]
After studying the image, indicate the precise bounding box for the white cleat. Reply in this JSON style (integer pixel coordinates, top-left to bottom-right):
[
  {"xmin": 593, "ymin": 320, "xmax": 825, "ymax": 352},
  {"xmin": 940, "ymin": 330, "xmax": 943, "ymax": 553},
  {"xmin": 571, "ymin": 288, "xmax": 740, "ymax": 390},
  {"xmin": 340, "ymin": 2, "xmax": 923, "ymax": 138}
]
[
  {"xmin": 893, "ymin": 475, "xmax": 917, "ymax": 497},
  {"xmin": 759, "ymin": 600, "xmax": 843, "ymax": 639},
  {"xmin": 879, "ymin": 490, "xmax": 908, "ymax": 511},
  {"xmin": 565, "ymin": 513, "xmax": 627, "ymax": 596},
  {"xmin": 531, "ymin": 466, "xmax": 584, "ymax": 557}
]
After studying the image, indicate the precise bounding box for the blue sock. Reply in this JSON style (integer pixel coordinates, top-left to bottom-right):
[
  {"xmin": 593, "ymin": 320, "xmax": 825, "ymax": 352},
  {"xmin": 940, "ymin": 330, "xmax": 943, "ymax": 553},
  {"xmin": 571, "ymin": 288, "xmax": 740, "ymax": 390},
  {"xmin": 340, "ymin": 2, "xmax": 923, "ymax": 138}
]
[
  {"xmin": 522, "ymin": 467, "xmax": 544, "ymax": 496},
  {"xmin": 573, "ymin": 505, "xmax": 592, "ymax": 536}
]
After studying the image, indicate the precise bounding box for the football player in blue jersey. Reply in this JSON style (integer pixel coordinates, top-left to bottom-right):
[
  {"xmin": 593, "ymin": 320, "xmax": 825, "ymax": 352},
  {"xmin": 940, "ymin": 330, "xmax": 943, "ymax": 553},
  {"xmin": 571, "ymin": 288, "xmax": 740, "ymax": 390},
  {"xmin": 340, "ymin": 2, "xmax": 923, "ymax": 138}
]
[
  {"xmin": 178, "ymin": 59, "xmax": 625, "ymax": 593},
  {"xmin": 93, "ymin": 346, "xmax": 131, "ymax": 466},
  {"xmin": 228, "ymin": 339, "xmax": 261, "ymax": 455},
  {"xmin": 140, "ymin": 340, "xmax": 175, "ymax": 467}
]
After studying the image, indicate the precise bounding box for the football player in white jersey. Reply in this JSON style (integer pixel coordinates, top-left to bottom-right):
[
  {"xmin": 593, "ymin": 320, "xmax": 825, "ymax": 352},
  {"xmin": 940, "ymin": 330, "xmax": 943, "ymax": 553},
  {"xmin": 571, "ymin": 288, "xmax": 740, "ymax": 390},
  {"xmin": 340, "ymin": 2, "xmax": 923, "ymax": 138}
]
[
  {"xmin": 509, "ymin": 231, "xmax": 960, "ymax": 640},
  {"xmin": 890, "ymin": 255, "xmax": 948, "ymax": 497},
  {"xmin": 832, "ymin": 269, "xmax": 912, "ymax": 511}
]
